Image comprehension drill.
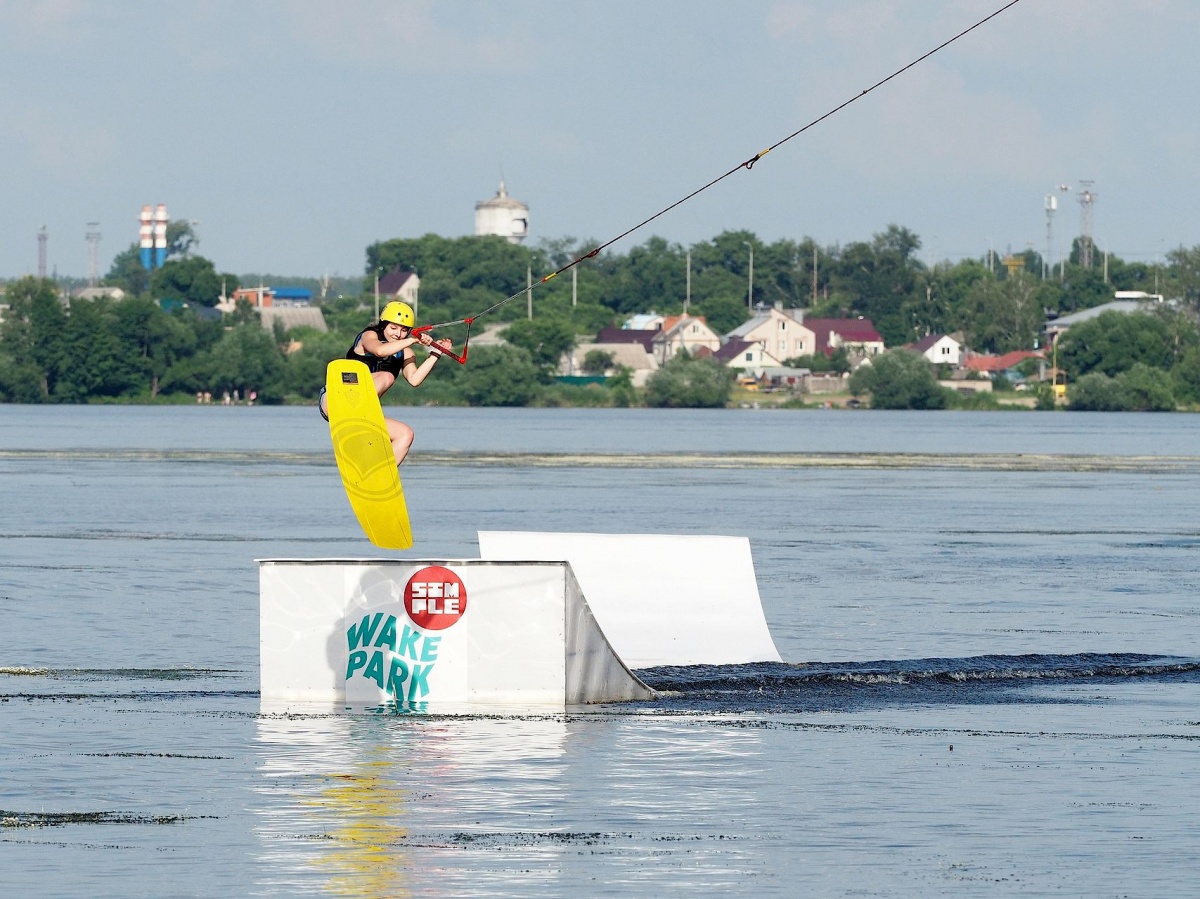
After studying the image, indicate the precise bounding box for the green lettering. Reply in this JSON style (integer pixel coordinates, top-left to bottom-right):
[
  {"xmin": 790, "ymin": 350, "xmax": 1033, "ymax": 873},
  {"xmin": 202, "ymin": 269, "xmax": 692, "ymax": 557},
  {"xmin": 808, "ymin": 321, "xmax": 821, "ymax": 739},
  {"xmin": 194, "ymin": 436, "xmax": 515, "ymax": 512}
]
[
  {"xmin": 407, "ymin": 664, "xmax": 432, "ymax": 701},
  {"xmin": 346, "ymin": 650, "xmax": 368, "ymax": 678},
  {"xmin": 420, "ymin": 635, "xmax": 441, "ymax": 662},
  {"xmin": 364, "ymin": 650, "xmax": 385, "ymax": 689},
  {"xmin": 374, "ymin": 614, "xmax": 398, "ymax": 651},
  {"xmin": 397, "ymin": 625, "xmax": 421, "ymax": 660},
  {"xmin": 346, "ymin": 613, "xmax": 384, "ymax": 651},
  {"xmin": 386, "ymin": 657, "xmax": 410, "ymax": 698}
]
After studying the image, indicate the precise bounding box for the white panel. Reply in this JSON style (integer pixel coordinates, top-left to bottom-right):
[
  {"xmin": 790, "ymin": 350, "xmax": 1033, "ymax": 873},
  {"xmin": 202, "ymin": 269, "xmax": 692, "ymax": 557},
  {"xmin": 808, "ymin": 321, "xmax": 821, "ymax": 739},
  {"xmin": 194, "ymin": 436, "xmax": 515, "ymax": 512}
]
[
  {"xmin": 259, "ymin": 558, "xmax": 650, "ymax": 708},
  {"xmin": 465, "ymin": 564, "xmax": 566, "ymax": 704},
  {"xmin": 477, "ymin": 532, "xmax": 781, "ymax": 668},
  {"xmin": 260, "ymin": 562, "xmax": 346, "ymax": 701}
]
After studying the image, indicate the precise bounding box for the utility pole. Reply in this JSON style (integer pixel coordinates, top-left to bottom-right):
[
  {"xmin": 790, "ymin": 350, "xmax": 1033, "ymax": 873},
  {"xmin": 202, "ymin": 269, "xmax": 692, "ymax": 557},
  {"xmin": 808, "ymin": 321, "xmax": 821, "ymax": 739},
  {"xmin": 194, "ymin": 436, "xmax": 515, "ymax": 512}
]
[
  {"xmin": 373, "ymin": 269, "xmax": 380, "ymax": 320},
  {"xmin": 743, "ymin": 242, "xmax": 754, "ymax": 310},
  {"xmin": 685, "ymin": 250, "xmax": 691, "ymax": 314},
  {"xmin": 1043, "ymin": 194, "xmax": 1056, "ymax": 280},
  {"xmin": 811, "ymin": 244, "xmax": 818, "ymax": 305},
  {"xmin": 571, "ymin": 264, "xmax": 577, "ymax": 308},
  {"xmin": 37, "ymin": 226, "xmax": 47, "ymax": 278},
  {"xmin": 527, "ymin": 265, "xmax": 533, "ymax": 319}
]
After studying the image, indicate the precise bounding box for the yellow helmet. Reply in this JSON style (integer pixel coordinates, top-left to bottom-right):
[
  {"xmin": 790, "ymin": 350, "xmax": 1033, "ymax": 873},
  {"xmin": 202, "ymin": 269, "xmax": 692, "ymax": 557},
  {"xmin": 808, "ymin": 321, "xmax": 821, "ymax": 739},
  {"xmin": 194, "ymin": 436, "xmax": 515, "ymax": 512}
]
[{"xmin": 380, "ymin": 301, "xmax": 415, "ymax": 327}]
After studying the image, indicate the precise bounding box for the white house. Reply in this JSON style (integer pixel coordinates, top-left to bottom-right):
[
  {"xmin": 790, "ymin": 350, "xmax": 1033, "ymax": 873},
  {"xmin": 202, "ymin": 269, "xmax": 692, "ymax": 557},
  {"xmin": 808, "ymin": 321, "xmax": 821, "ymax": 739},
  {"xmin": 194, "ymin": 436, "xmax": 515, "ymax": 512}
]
[
  {"xmin": 654, "ymin": 314, "xmax": 721, "ymax": 362},
  {"xmin": 725, "ymin": 306, "xmax": 813, "ymax": 362},
  {"xmin": 711, "ymin": 337, "xmax": 785, "ymax": 373},
  {"xmin": 909, "ymin": 333, "xmax": 962, "ymax": 366}
]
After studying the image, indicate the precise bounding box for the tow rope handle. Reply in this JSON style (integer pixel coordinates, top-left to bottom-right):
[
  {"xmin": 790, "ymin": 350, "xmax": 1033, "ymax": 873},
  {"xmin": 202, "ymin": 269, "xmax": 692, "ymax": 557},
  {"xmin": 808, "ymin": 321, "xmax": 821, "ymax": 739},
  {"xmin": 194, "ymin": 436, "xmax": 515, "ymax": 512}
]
[{"xmin": 412, "ymin": 318, "xmax": 473, "ymax": 365}]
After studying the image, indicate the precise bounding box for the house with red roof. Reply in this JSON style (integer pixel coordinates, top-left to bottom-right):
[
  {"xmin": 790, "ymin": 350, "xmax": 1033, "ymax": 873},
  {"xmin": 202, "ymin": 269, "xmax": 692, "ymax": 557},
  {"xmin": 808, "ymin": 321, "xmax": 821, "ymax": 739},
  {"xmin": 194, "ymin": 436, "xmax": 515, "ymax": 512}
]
[
  {"xmin": 802, "ymin": 317, "xmax": 886, "ymax": 359},
  {"xmin": 962, "ymin": 350, "xmax": 1044, "ymax": 375}
]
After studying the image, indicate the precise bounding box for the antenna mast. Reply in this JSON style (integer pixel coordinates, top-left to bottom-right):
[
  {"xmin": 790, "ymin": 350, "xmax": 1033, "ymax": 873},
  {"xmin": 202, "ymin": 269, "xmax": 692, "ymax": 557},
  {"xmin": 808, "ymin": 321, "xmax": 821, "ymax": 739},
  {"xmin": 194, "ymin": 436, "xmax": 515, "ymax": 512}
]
[
  {"xmin": 37, "ymin": 226, "xmax": 48, "ymax": 278},
  {"xmin": 86, "ymin": 222, "xmax": 102, "ymax": 287},
  {"xmin": 1077, "ymin": 180, "xmax": 1097, "ymax": 268}
]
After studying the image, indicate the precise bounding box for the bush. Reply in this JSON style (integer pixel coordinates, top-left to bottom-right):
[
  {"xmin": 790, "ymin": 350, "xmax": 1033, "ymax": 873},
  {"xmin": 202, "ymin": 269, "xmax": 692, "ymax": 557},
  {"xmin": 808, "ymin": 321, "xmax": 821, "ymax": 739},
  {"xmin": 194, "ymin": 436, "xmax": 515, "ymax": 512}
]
[
  {"xmin": 644, "ymin": 353, "xmax": 733, "ymax": 408},
  {"xmin": 849, "ymin": 349, "xmax": 950, "ymax": 409},
  {"xmin": 1068, "ymin": 372, "xmax": 1131, "ymax": 411},
  {"xmin": 1119, "ymin": 363, "xmax": 1175, "ymax": 411}
]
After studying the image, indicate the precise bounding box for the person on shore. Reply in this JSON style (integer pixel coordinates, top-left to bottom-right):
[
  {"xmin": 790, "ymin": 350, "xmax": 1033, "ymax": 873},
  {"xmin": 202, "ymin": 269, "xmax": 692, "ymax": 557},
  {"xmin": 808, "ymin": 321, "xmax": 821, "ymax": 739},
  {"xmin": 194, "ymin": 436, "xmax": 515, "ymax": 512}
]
[{"xmin": 319, "ymin": 301, "xmax": 450, "ymax": 465}]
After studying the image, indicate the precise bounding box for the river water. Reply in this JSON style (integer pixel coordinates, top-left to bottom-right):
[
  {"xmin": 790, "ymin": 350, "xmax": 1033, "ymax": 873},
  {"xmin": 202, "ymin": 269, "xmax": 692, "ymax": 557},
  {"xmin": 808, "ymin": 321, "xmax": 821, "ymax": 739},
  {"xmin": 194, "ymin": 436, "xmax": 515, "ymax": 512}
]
[{"xmin": 2, "ymin": 406, "xmax": 1199, "ymax": 897}]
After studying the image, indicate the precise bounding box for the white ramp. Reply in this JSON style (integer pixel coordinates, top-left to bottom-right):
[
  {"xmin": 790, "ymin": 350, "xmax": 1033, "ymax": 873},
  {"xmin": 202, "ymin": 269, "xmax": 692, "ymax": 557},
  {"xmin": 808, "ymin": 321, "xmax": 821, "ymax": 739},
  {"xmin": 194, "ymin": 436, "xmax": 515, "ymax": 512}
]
[
  {"xmin": 260, "ymin": 559, "xmax": 652, "ymax": 707},
  {"xmin": 477, "ymin": 532, "xmax": 781, "ymax": 667}
]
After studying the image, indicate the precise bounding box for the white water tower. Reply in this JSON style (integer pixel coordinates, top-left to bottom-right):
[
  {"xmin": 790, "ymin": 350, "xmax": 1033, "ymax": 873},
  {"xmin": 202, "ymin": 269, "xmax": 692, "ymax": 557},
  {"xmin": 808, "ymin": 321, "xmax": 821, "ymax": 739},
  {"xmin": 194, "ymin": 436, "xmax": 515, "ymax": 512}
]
[{"xmin": 474, "ymin": 180, "xmax": 529, "ymax": 244}]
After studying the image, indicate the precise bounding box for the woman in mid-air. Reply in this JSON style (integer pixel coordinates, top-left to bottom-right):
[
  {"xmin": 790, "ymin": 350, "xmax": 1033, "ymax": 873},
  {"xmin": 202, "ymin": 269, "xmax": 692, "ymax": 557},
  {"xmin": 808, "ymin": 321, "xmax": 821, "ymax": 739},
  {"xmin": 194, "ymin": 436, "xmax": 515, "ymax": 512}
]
[{"xmin": 319, "ymin": 301, "xmax": 451, "ymax": 465}]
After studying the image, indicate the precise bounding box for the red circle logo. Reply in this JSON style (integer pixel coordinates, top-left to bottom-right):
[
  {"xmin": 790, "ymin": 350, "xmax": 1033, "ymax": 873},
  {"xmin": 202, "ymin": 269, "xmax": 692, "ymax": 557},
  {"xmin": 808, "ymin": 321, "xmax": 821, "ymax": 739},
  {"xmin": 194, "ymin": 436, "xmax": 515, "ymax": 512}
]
[{"xmin": 404, "ymin": 566, "xmax": 467, "ymax": 630}]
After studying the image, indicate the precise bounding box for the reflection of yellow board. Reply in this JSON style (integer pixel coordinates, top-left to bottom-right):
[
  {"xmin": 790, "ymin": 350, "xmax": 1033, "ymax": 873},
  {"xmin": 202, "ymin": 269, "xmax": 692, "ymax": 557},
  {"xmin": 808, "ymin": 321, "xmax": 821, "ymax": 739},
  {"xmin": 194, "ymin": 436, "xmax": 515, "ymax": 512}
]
[{"xmin": 325, "ymin": 360, "xmax": 412, "ymax": 549}]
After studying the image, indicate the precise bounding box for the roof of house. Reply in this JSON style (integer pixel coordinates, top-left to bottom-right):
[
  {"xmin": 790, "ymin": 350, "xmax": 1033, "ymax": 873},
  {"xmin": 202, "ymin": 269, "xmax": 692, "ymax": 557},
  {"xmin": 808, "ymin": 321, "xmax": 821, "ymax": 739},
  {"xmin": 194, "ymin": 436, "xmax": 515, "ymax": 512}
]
[
  {"xmin": 726, "ymin": 312, "xmax": 773, "ymax": 340},
  {"xmin": 803, "ymin": 317, "xmax": 884, "ymax": 352},
  {"xmin": 660, "ymin": 314, "xmax": 709, "ymax": 335},
  {"xmin": 962, "ymin": 350, "xmax": 1043, "ymax": 373},
  {"xmin": 378, "ymin": 268, "xmax": 417, "ymax": 295},
  {"xmin": 1044, "ymin": 300, "xmax": 1140, "ymax": 330},
  {"xmin": 714, "ymin": 338, "xmax": 758, "ymax": 363},
  {"xmin": 596, "ymin": 326, "xmax": 657, "ymax": 352},
  {"xmin": 908, "ymin": 333, "xmax": 958, "ymax": 353}
]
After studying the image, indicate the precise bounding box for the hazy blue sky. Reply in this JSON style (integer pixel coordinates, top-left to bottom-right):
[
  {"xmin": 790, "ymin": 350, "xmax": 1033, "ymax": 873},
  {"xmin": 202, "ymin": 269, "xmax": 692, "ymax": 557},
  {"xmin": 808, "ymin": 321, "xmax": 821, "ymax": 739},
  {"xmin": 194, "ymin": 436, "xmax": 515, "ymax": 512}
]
[{"xmin": 2, "ymin": 0, "xmax": 1196, "ymax": 280}]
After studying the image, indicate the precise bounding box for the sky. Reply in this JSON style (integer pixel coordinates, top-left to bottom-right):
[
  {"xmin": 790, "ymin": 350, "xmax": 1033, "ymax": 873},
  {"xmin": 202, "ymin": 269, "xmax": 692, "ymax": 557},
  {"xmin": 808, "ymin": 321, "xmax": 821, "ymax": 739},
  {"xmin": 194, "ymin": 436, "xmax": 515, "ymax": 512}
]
[{"xmin": 2, "ymin": 0, "xmax": 1197, "ymax": 281}]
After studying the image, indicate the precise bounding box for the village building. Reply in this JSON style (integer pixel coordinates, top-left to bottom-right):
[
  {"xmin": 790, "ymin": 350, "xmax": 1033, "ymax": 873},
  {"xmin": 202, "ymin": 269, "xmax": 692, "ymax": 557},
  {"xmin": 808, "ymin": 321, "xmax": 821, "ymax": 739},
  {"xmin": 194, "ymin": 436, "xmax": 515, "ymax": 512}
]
[
  {"xmin": 653, "ymin": 314, "xmax": 721, "ymax": 363},
  {"xmin": 378, "ymin": 268, "xmax": 420, "ymax": 308},
  {"xmin": 802, "ymin": 317, "xmax": 886, "ymax": 360},
  {"xmin": 725, "ymin": 305, "xmax": 812, "ymax": 362},
  {"xmin": 908, "ymin": 333, "xmax": 963, "ymax": 366}
]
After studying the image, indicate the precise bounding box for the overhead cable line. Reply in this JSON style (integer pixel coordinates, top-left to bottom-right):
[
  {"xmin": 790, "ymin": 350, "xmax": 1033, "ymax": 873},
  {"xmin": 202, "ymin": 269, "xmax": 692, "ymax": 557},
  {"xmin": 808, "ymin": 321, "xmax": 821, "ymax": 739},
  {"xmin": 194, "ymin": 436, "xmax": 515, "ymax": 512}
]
[{"xmin": 418, "ymin": 0, "xmax": 1026, "ymax": 361}]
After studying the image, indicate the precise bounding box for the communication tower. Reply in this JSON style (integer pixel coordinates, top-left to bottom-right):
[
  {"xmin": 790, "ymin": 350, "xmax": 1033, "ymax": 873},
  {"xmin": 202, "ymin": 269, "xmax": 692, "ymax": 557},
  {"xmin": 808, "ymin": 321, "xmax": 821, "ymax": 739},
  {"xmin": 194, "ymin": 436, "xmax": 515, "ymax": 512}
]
[
  {"xmin": 37, "ymin": 226, "xmax": 48, "ymax": 278},
  {"xmin": 86, "ymin": 222, "xmax": 102, "ymax": 287},
  {"xmin": 1043, "ymin": 193, "xmax": 1056, "ymax": 280},
  {"xmin": 1077, "ymin": 180, "xmax": 1097, "ymax": 268}
]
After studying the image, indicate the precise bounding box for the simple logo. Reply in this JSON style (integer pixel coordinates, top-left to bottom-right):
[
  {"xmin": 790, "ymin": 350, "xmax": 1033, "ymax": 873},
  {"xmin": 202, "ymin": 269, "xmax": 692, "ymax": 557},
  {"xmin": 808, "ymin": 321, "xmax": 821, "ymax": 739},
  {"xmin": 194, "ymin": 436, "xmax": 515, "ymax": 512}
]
[{"xmin": 404, "ymin": 566, "xmax": 467, "ymax": 630}]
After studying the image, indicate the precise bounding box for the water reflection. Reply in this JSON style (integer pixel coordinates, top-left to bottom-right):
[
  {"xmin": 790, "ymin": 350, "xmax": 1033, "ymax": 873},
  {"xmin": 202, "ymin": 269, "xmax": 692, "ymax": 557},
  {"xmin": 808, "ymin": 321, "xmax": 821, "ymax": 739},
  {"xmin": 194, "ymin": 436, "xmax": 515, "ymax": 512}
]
[{"xmin": 253, "ymin": 705, "xmax": 772, "ymax": 896}]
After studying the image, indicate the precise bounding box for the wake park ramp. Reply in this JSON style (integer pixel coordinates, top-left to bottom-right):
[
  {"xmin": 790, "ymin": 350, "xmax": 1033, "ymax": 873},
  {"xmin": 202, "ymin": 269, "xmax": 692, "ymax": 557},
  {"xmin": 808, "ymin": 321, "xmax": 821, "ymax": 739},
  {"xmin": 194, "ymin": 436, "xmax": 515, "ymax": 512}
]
[{"xmin": 260, "ymin": 532, "xmax": 780, "ymax": 710}]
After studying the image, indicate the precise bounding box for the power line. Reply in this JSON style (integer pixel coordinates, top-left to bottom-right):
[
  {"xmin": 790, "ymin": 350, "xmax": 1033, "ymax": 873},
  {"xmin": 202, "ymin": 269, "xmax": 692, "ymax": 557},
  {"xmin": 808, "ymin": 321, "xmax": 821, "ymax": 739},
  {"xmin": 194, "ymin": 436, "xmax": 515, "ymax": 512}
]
[{"xmin": 428, "ymin": 0, "xmax": 1027, "ymax": 336}]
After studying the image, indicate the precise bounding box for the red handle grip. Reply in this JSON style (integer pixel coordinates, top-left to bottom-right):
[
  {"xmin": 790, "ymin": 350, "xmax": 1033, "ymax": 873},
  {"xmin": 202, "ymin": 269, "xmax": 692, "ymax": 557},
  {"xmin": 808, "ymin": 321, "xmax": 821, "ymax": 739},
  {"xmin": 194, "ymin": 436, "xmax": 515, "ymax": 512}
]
[{"xmin": 412, "ymin": 323, "xmax": 469, "ymax": 364}]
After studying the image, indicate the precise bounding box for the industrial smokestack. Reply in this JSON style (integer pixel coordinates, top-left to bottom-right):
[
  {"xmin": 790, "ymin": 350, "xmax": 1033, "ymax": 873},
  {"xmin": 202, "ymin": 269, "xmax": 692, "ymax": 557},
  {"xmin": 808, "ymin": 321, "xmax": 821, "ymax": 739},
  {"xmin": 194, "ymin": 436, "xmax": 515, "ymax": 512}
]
[
  {"xmin": 153, "ymin": 203, "xmax": 168, "ymax": 269},
  {"xmin": 139, "ymin": 205, "xmax": 153, "ymax": 271}
]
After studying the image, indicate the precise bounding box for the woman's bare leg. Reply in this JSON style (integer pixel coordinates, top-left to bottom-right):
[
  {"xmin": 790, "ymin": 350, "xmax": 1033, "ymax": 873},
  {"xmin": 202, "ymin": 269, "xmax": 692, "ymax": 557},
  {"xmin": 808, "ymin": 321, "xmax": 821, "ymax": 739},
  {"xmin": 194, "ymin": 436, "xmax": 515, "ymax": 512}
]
[{"xmin": 386, "ymin": 417, "xmax": 415, "ymax": 465}]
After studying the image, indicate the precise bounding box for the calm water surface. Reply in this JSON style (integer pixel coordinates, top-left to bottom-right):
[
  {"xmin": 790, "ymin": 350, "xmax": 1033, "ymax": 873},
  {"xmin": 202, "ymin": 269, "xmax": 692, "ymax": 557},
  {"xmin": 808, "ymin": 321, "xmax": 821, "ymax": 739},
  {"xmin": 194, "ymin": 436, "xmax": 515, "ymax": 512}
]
[{"xmin": 2, "ymin": 406, "xmax": 1199, "ymax": 897}]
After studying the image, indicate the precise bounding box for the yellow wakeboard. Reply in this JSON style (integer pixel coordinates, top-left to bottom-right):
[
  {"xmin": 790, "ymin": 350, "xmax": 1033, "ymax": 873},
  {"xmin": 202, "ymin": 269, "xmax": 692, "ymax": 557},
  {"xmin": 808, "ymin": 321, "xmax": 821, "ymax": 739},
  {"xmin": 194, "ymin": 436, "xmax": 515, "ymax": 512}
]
[{"xmin": 325, "ymin": 360, "xmax": 413, "ymax": 549}]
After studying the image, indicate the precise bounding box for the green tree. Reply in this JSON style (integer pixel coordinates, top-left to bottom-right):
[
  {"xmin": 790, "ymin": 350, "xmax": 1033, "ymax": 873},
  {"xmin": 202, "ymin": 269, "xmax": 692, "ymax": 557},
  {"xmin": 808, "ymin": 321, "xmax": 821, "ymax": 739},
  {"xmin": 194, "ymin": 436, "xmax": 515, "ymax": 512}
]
[
  {"xmin": 1057, "ymin": 311, "xmax": 1181, "ymax": 378},
  {"xmin": 960, "ymin": 274, "xmax": 1043, "ymax": 353},
  {"xmin": 455, "ymin": 344, "xmax": 542, "ymax": 406},
  {"xmin": 849, "ymin": 349, "xmax": 949, "ymax": 409},
  {"xmin": 150, "ymin": 255, "xmax": 226, "ymax": 307},
  {"xmin": 0, "ymin": 277, "xmax": 67, "ymax": 400},
  {"xmin": 502, "ymin": 315, "xmax": 575, "ymax": 373},
  {"xmin": 199, "ymin": 325, "xmax": 287, "ymax": 401},
  {"xmin": 1119, "ymin": 362, "xmax": 1176, "ymax": 411},
  {"xmin": 51, "ymin": 297, "xmax": 139, "ymax": 401},
  {"xmin": 1165, "ymin": 244, "xmax": 1200, "ymax": 311},
  {"xmin": 1172, "ymin": 345, "xmax": 1200, "ymax": 405},
  {"xmin": 104, "ymin": 244, "xmax": 151, "ymax": 297},
  {"xmin": 581, "ymin": 349, "xmax": 615, "ymax": 375},
  {"xmin": 644, "ymin": 353, "xmax": 733, "ymax": 408},
  {"xmin": 829, "ymin": 225, "xmax": 925, "ymax": 346},
  {"xmin": 1068, "ymin": 372, "xmax": 1131, "ymax": 411},
  {"xmin": 111, "ymin": 296, "xmax": 197, "ymax": 397}
]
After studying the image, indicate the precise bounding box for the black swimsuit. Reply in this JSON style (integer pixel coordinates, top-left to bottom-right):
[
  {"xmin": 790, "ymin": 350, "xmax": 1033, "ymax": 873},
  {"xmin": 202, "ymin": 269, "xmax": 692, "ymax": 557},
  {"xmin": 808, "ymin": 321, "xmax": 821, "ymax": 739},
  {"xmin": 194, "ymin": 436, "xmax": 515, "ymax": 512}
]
[{"xmin": 319, "ymin": 326, "xmax": 411, "ymax": 422}]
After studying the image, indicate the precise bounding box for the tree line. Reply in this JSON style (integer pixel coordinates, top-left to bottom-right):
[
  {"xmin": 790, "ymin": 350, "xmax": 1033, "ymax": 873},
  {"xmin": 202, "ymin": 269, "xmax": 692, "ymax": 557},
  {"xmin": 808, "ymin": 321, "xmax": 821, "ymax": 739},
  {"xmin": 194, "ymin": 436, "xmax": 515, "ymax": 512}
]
[{"xmin": 2, "ymin": 223, "xmax": 1199, "ymax": 408}]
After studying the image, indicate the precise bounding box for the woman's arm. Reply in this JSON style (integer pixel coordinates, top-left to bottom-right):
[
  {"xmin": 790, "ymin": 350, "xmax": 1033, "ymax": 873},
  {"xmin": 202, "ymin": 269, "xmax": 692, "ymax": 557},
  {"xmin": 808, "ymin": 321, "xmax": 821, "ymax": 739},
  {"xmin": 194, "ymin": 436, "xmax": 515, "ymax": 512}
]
[
  {"xmin": 401, "ymin": 337, "xmax": 453, "ymax": 387},
  {"xmin": 359, "ymin": 330, "xmax": 419, "ymax": 358}
]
